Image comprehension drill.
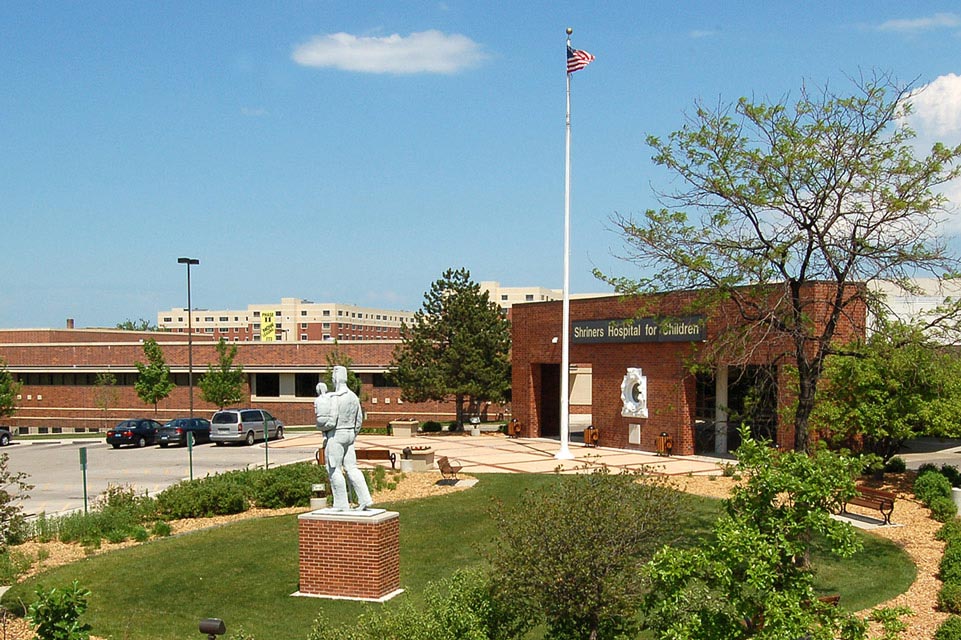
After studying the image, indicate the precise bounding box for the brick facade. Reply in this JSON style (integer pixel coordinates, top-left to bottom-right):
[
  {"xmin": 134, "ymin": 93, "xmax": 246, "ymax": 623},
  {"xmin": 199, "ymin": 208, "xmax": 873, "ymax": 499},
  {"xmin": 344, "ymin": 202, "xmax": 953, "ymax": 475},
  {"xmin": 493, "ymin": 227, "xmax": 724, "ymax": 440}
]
[
  {"xmin": 297, "ymin": 510, "xmax": 401, "ymax": 601},
  {"xmin": 511, "ymin": 284, "xmax": 865, "ymax": 454},
  {"xmin": 0, "ymin": 329, "xmax": 493, "ymax": 430}
]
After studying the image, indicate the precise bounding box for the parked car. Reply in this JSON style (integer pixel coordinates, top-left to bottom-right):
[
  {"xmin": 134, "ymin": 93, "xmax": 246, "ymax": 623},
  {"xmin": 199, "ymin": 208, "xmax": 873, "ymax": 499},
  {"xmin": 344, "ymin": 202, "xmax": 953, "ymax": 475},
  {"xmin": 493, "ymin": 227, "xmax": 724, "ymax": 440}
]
[
  {"xmin": 157, "ymin": 417, "xmax": 211, "ymax": 447},
  {"xmin": 106, "ymin": 419, "xmax": 162, "ymax": 448},
  {"xmin": 210, "ymin": 409, "xmax": 284, "ymax": 446},
  {"xmin": 0, "ymin": 427, "xmax": 12, "ymax": 446}
]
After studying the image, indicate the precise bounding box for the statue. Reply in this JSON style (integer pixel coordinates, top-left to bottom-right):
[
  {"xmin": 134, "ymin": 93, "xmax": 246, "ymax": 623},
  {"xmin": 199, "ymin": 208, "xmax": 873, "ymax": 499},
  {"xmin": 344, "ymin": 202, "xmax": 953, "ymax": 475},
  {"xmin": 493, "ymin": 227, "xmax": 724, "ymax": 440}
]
[{"xmin": 321, "ymin": 366, "xmax": 373, "ymax": 511}]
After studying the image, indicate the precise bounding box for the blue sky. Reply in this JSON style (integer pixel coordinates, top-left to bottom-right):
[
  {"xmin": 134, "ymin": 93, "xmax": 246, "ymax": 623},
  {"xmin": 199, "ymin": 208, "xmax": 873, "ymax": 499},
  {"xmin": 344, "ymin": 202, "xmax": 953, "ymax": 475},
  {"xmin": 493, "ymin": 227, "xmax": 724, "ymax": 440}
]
[{"xmin": 4, "ymin": 2, "xmax": 961, "ymax": 328}]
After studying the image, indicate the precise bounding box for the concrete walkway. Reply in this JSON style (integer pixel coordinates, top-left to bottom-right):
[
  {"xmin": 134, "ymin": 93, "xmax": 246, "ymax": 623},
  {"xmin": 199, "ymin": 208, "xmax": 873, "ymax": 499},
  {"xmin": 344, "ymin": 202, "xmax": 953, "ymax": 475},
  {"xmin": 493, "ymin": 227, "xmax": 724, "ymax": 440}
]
[{"xmin": 272, "ymin": 431, "xmax": 726, "ymax": 476}]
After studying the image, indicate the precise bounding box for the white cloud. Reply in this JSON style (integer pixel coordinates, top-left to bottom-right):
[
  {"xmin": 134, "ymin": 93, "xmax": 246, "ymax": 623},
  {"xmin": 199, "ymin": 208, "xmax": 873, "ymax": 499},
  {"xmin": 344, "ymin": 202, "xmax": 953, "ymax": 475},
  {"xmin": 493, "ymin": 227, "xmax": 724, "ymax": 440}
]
[
  {"xmin": 907, "ymin": 73, "xmax": 961, "ymax": 139},
  {"xmin": 877, "ymin": 12, "xmax": 961, "ymax": 32},
  {"xmin": 688, "ymin": 29, "xmax": 717, "ymax": 39},
  {"xmin": 240, "ymin": 107, "xmax": 269, "ymax": 117},
  {"xmin": 291, "ymin": 30, "xmax": 487, "ymax": 74}
]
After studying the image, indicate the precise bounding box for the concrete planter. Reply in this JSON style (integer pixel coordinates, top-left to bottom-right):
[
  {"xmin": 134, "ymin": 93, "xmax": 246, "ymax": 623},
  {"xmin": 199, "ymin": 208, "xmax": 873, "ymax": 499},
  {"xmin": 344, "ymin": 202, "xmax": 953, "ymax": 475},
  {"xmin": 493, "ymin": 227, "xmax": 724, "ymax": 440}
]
[
  {"xmin": 390, "ymin": 420, "xmax": 418, "ymax": 438},
  {"xmin": 952, "ymin": 487, "xmax": 961, "ymax": 511}
]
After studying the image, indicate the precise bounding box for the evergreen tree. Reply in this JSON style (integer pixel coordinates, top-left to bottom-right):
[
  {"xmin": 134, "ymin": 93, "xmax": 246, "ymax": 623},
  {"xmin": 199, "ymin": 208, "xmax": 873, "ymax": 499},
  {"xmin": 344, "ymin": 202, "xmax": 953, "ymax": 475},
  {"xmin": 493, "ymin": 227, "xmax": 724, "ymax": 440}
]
[
  {"xmin": 0, "ymin": 358, "xmax": 20, "ymax": 421},
  {"xmin": 392, "ymin": 268, "xmax": 511, "ymax": 426}
]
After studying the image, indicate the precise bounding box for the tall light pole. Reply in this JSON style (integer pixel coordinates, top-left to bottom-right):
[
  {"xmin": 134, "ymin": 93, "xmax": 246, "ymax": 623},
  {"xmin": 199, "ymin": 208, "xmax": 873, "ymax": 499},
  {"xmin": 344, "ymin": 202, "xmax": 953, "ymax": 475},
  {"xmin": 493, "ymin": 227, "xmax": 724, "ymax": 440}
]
[{"xmin": 178, "ymin": 257, "xmax": 200, "ymax": 418}]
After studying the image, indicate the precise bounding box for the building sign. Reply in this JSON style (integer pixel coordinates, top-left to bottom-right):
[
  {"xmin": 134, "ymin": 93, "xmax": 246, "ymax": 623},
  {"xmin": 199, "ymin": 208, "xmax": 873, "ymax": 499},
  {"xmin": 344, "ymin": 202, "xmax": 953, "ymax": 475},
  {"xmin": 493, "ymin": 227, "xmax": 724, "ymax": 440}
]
[
  {"xmin": 571, "ymin": 315, "xmax": 706, "ymax": 344},
  {"xmin": 261, "ymin": 311, "xmax": 276, "ymax": 342}
]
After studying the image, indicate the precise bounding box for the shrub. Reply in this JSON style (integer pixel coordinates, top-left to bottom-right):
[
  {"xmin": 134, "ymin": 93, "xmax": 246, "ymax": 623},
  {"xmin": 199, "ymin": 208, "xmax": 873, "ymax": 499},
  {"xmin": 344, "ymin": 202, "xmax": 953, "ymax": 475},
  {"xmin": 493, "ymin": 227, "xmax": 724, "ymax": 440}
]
[
  {"xmin": 421, "ymin": 421, "xmax": 442, "ymax": 433},
  {"xmin": 937, "ymin": 615, "xmax": 961, "ymax": 640},
  {"xmin": 916, "ymin": 471, "xmax": 953, "ymax": 506},
  {"xmin": 26, "ymin": 581, "xmax": 92, "ymax": 640},
  {"xmin": 941, "ymin": 582, "xmax": 961, "ymax": 614},
  {"xmin": 942, "ymin": 541, "xmax": 961, "ymax": 583},
  {"xmin": 944, "ymin": 465, "xmax": 961, "ymax": 488},
  {"xmin": 252, "ymin": 463, "xmax": 327, "ymax": 509},
  {"xmin": 933, "ymin": 496, "xmax": 960, "ymax": 523},
  {"xmin": 884, "ymin": 456, "xmax": 907, "ymax": 473},
  {"xmin": 151, "ymin": 521, "xmax": 172, "ymax": 537},
  {"xmin": 0, "ymin": 549, "xmax": 33, "ymax": 584},
  {"xmin": 919, "ymin": 463, "xmax": 940, "ymax": 477},
  {"xmin": 938, "ymin": 519, "xmax": 961, "ymax": 542},
  {"xmin": 156, "ymin": 479, "xmax": 247, "ymax": 519}
]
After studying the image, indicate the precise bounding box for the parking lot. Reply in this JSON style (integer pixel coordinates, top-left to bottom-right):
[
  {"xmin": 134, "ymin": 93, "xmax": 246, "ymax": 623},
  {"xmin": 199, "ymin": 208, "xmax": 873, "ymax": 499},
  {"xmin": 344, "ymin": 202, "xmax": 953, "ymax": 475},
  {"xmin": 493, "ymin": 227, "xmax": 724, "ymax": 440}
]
[{"xmin": 3, "ymin": 435, "xmax": 319, "ymax": 516}]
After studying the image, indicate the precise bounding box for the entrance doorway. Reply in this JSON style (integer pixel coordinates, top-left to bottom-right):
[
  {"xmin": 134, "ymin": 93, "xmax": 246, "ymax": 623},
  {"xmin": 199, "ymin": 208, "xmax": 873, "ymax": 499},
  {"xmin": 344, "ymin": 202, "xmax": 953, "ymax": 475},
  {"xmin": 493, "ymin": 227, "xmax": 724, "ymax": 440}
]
[{"xmin": 538, "ymin": 364, "xmax": 560, "ymax": 438}]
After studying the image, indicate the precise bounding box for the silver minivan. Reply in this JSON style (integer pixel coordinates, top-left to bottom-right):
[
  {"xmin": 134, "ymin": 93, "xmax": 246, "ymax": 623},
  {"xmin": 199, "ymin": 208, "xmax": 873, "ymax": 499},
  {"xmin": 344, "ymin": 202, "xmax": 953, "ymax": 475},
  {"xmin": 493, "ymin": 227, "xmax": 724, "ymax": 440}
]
[{"xmin": 210, "ymin": 408, "xmax": 284, "ymax": 446}]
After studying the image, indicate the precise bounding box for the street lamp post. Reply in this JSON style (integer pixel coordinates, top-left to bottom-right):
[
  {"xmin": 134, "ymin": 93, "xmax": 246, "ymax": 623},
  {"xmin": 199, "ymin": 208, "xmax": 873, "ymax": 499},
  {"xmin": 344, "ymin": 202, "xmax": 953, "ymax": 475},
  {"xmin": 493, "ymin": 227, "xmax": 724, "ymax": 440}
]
[{"xmin": 178, "ymin": 257, "xmax": 200, "ymax": 418}]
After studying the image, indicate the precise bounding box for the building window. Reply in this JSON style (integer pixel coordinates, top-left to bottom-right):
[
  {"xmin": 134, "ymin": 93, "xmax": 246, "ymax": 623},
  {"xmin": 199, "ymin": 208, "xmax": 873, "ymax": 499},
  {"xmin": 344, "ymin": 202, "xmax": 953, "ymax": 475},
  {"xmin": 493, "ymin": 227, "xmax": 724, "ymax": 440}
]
[
  {"xmin": 525, "ymin": 294, "xmax": 534, "ymax": 301},
  {"xmin": 163, "ymin": 317, "xmax": 172, "ymax": 322},
  {"xmin": 219, "ymin": 316, "xmax": 228, "ymax": 322},
  {"xmin": 501, "ymin": 295, "xmax": 508, "ymax": 301},
  {"xmin": 255, "ymin": 373, "xmax": 279, "ymax": 397},
  {"xmin": 204, "ymin": 316, "xmax": 214, "ymax": 322},
  {"xmin": 301, "ymin": 334, "xmax": 308, "ymax": 340},
  {"xmin": 204, "ymin": 328, "xmax": 214, "ymax": 333},
  {"xmin": 323, "ymin": 334, "xmax": 331, "ymax": 340},
  {"xmin": 301, "ymin": 310, "xmax": 307, "ymax": 316},
  {"xmin": 301, "ymin": 323, "xmax": 308, "ymax": 329},
  {"xmin": 323, "ymin": 310, "xmax": 331, "ymax": 317},
  {"xmin": 322, "ymin": 323, "xmax": 330, "ymax": 329},
  {"xmin": 253, "ymin": 311, "xmax": 261, "ymax": 318},
  {"xmin": 295, "ymin": 373, "xmax": 319, "ymax": 397}
]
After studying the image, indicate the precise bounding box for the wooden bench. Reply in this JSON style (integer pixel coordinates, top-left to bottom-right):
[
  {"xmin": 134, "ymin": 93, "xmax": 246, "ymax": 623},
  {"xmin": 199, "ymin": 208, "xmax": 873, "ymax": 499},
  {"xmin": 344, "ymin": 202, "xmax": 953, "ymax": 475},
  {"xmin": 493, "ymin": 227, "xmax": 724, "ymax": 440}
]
[
  {"xmin": 437, "ymin": 456, "xmax": 463, "ymax": 480},
  {"xmin": 842, "ymin": 485, "xmax": 895, "ymax": 525},
  {"xmin": 354, "ymin": 448, "xmax": 397, "ymax": 470}
]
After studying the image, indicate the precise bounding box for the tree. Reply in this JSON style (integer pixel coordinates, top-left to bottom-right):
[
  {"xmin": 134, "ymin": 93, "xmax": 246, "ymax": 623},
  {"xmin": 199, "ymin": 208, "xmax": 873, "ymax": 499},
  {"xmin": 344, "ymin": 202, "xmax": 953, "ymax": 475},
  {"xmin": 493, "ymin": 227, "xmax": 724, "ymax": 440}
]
[
  {"xmin": 643, "ymin": 432, "xmax": 869, "ymax": 639},
  {"xmin": 489, "ymin": 467, "xmax": 684, "ymax": 640},
  {"xmin": 0, "ymin": 452, "xmax": 32, "ymax": 549},
  {"xmin": 93, "ymin": 372, "xmax": 120, "ymax": 430},
  {"xmin": 116, "ymin": 318, "xmax": 156, "ymax": 331},
  {"xmin": 813, "ymin": 320, "xmax": 961, "ymax": 464},
  {"xmin": 600, "ymin": 73, "xmax": 961, "ymax": 452},
  {"xmin": 324, "ymin": 346, "xmax": 363, "ymax": 398},
  {"xmin": 27, "ymin": 581, "xmax": 92, "ymax": 640},
  {"xmin": 0, "ymin": 358, "xmax": 20, "ymax": 421},
  {"xmin": 199, "ymin": 338, "xmax": 245, "ymax": 409},
  {"xmin": 392, "ymin": 268, "xmax": 511, "ymax": 426},
  {"xmin": 134, "ymin": 338, "xmax": 174, "ymax": 413}
]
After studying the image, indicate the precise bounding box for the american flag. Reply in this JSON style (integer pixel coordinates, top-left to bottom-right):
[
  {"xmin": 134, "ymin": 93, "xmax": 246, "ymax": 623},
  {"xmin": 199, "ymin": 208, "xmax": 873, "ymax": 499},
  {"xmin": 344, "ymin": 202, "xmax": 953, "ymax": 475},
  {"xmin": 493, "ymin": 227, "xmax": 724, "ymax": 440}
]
[{"xmin": 567, "ymin": 46, "xmax": 595, "ymax": 73}]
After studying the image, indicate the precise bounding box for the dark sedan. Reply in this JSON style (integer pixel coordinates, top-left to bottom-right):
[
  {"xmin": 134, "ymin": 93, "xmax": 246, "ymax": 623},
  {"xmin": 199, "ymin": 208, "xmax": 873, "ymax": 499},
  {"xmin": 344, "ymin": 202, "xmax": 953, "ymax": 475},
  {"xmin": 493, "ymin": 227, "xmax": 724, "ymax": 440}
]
[
  {"xmin": 157, "ymin": 417, "xmax": 211, "ymax": 447},
  {"xmin": 106, "ymin": 419, "xmax": 162, "ymax": 449}
]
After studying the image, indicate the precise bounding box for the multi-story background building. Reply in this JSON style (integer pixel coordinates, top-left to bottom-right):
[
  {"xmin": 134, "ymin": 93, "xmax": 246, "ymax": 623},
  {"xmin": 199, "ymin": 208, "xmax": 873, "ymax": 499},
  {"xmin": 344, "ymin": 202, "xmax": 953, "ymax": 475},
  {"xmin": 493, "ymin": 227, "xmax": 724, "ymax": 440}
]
[{"xmin": 157, "ymin": 298, "xmax": 415, "ymax": 342}]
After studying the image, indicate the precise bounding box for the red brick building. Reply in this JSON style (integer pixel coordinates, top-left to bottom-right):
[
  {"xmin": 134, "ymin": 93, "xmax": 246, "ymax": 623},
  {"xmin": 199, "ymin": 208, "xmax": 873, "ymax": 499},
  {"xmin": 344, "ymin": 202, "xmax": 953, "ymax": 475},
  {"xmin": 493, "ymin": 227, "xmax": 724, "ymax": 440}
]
[
  {"xmin": 510, "ymin": 284, "xmax": 866, "ymax": 455},
  {"xmin": 0, "ymin": 329, "xmax": 466, "ymax": 432}
]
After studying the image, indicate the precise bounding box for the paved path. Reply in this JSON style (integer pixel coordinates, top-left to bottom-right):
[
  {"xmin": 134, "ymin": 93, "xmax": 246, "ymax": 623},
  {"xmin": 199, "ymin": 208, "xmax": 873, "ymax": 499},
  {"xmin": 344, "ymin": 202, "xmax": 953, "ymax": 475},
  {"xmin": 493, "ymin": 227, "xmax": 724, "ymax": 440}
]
[{"xmin": 272, "ymin": 432, "xmax": 726, "ymax": 476}]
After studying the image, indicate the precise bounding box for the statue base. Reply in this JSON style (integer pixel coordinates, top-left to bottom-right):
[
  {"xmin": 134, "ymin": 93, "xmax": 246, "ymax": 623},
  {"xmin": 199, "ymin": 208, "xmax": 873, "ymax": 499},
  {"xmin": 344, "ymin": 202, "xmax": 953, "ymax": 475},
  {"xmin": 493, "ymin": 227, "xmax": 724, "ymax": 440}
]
[{"xmin": 295, "ymin": 509, "xmax": 401, "ymax": 601}]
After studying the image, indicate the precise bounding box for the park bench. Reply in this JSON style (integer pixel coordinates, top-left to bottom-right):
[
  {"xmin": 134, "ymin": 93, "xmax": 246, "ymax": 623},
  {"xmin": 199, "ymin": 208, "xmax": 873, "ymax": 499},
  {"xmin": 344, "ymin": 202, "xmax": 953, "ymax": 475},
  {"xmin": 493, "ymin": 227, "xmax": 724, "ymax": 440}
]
[
  {"xmin": 841, "ymin": 485, "xmax": 895, "ymax": 525},
  {"xmin": 437, "ymin": 456, "xmax": 463, "ymax": 480},
  {"xmin": 355, "ymin": 448, "xmax": 398, "ymax": 470}
]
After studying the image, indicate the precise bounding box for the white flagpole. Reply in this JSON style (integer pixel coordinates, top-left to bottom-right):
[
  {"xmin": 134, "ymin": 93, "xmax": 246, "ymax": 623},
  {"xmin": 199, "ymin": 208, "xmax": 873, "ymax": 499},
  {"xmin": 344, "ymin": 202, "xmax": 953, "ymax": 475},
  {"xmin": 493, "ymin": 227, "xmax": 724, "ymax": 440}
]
[{"xmin": 556, "ymin": 27, "xmax": 575, "ymax": 460}]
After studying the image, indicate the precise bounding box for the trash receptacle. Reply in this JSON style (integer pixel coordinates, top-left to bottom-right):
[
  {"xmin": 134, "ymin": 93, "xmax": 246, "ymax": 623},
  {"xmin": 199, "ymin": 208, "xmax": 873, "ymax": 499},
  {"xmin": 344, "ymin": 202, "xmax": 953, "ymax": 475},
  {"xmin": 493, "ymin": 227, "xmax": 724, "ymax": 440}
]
[
  {"xmin": 583, "ymin": 425, "xmax": 599, "ymax": 447},
  {"xmin": 655, "ymin": 432, "xmax": 673, "ymax": 456}
]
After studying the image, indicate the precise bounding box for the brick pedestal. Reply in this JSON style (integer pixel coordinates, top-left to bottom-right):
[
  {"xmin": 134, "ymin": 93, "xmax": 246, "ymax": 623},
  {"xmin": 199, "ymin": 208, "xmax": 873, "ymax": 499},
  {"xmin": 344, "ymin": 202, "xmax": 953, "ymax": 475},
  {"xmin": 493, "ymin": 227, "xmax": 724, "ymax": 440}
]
[{"xmin": 296, "ymin": 510, "xmax": 402, "ymax": 602}]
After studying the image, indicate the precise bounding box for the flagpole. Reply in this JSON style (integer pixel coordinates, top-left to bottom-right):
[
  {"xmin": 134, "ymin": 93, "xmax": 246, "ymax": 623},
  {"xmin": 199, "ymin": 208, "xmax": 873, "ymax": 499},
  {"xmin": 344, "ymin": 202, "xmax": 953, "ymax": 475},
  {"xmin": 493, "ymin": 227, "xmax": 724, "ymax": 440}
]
[{"xmin": 556, "ymin": 27, "xmax": 575, "ymax": 460}]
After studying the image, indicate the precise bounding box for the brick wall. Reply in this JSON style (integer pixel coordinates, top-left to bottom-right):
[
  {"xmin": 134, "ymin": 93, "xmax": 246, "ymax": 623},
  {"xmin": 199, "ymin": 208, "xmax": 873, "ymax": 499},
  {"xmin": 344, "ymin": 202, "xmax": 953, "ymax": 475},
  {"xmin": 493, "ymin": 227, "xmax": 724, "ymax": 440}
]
[
  {"xmin": 511, "ymin": 283, "xmax": 865, "ymax": 454},
  {"xmin": 298, "ymin": 511, "xmax": 400, "ymax": 600}
]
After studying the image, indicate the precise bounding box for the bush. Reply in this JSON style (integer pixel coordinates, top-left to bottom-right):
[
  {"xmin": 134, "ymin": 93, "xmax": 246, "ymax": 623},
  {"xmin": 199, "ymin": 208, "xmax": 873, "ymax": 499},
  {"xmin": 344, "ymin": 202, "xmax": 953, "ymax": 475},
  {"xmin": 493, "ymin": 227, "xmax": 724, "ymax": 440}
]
[
  {"xmin": 941, "ymin": 582, "xmax": 961, "ymax": 614},
  {"xmin": 933, "ymin": 496, "xmax": 960, "ymax": 523},
  {"xmin": 884, "ymin": 456, "xmax": 907, "ymax": 473},
  {"xmin": 252, "ymin": 463, "xmax": 327, "ymax": 509},
  {"xmin": 944, "ymin": 465, "xmax": 961, "ymax": 488},
  {"xmin": 937, "ymin": 615, "xmax": 961, "ymax": 640},
  {"xmin": 938, "ymin": 519, "xmax": 961, "ymax": 542},
  {"xmin": 27, "ymin": 581, "xmax": 92, "ymax": 640},
  {"xmin": 151, "ymin": 521, "xmax": 172, "ymax": 537},
  {"xmin": 918, "ymin": 463, "xmax": 940, "ymax": 477},
  {"xmin": 421, "ymin": 421, "xmax": 442, "ymax": 433},
  {"xmin": 941, "ymin": 540, "xmax": 961, "ymax": 583},
  {"xmin": 156, "ymin": 479, "xmax": 247, "ymax": 519},
  {"xmin": 916, "ymin": 471, "xmax": 953, "ymax": 506},
  {"xmin": 0, "ymin": 549, "xmax": 33, "ymax": 584}
]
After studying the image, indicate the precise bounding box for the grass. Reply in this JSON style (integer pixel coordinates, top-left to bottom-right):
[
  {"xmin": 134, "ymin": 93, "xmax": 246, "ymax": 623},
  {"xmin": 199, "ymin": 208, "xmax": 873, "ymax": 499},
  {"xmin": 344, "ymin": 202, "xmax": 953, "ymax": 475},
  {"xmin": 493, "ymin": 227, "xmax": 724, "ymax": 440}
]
[{"xmin": 1, "ymin": 474, "xmax": 914, "ymax": 640}]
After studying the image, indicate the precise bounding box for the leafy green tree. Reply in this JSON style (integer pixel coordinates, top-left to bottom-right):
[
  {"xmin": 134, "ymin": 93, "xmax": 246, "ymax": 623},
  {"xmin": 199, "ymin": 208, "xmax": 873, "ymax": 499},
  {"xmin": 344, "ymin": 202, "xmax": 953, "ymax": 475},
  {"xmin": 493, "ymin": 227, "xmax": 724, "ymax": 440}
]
[
  {"xmin": 599, "ymin": 74, "xmax": 961, "ymax": 452},
  {"xmin": 116, "ymin": 318, "xmax": 156, "ymax": 331},
  {"xmin": 0, "ymin": 452, "xmax": 32, "ymax": 549},
  {"xmin": 134, "ymin": 338, "xmax": 174, "ymax": 414},
  {"xmin": 813, "ymin": 321, "xmax": 961, "ymax": 464},
  {"xmin": 324, "ymin": 346, "xmax": 363, "ymax": 398},
  {"xmin": 643, "ymin": 431, "xmax": 870, "ymax": 639},
  {"xmin": 0, "ymin": 358, "xmax": 20, "ymax": 420},
  {"xmin": 490, "ymin": 467, "xmax": 683, "ymax": 640},
  {"xmin": 93, "ymin": 372, "xmax": 119, "ymax": 430},
  {"xmin": 199, "ymin": 338, "xmax": 245, "ymax": 409},
  {"xmin": 392, "ymin": 268, "xmax": 511, "ymax": 426}
]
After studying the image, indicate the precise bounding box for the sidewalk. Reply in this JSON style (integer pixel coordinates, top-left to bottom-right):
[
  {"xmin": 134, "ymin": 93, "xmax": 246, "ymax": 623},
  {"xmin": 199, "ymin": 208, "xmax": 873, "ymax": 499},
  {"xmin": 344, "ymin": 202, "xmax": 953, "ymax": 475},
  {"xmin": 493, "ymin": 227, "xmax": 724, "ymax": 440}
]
[{"xmin": 272, "ymin": 431, "xmax": 726, "ymax": 476}]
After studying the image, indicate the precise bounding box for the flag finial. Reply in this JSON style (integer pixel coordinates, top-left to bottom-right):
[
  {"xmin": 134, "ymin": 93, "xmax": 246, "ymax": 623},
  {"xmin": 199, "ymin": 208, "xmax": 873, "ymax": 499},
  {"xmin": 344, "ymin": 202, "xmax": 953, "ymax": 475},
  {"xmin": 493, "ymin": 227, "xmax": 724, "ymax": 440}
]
[{"xmin": 566, "ymin": 27, "xmax": 573, "ymax": 35}]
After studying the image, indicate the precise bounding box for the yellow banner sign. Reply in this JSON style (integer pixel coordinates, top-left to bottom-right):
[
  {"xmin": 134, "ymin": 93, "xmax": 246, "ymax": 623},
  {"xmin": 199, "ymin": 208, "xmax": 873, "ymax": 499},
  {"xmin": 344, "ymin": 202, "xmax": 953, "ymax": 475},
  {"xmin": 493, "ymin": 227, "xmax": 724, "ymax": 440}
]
[{"xmin": 261, "ymin": 311, "xmax": 275, "ymax": 342}]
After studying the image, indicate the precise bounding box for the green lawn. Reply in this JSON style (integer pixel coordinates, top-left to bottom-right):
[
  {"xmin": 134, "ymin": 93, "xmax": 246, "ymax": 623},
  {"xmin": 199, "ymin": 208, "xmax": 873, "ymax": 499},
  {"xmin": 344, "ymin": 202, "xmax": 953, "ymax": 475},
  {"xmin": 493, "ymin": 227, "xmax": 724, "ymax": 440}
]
[{"xmin": 1, "ymin": 474, "xmax": 914, "ymax": 640}]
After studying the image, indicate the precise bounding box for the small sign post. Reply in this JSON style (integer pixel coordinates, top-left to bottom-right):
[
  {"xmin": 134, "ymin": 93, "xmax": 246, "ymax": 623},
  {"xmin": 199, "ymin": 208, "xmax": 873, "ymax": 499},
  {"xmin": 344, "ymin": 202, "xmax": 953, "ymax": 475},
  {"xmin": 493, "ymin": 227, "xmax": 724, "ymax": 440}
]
[{"xmin": 79, "ymin": 447, "xmax": 88, "ymax": 514}]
